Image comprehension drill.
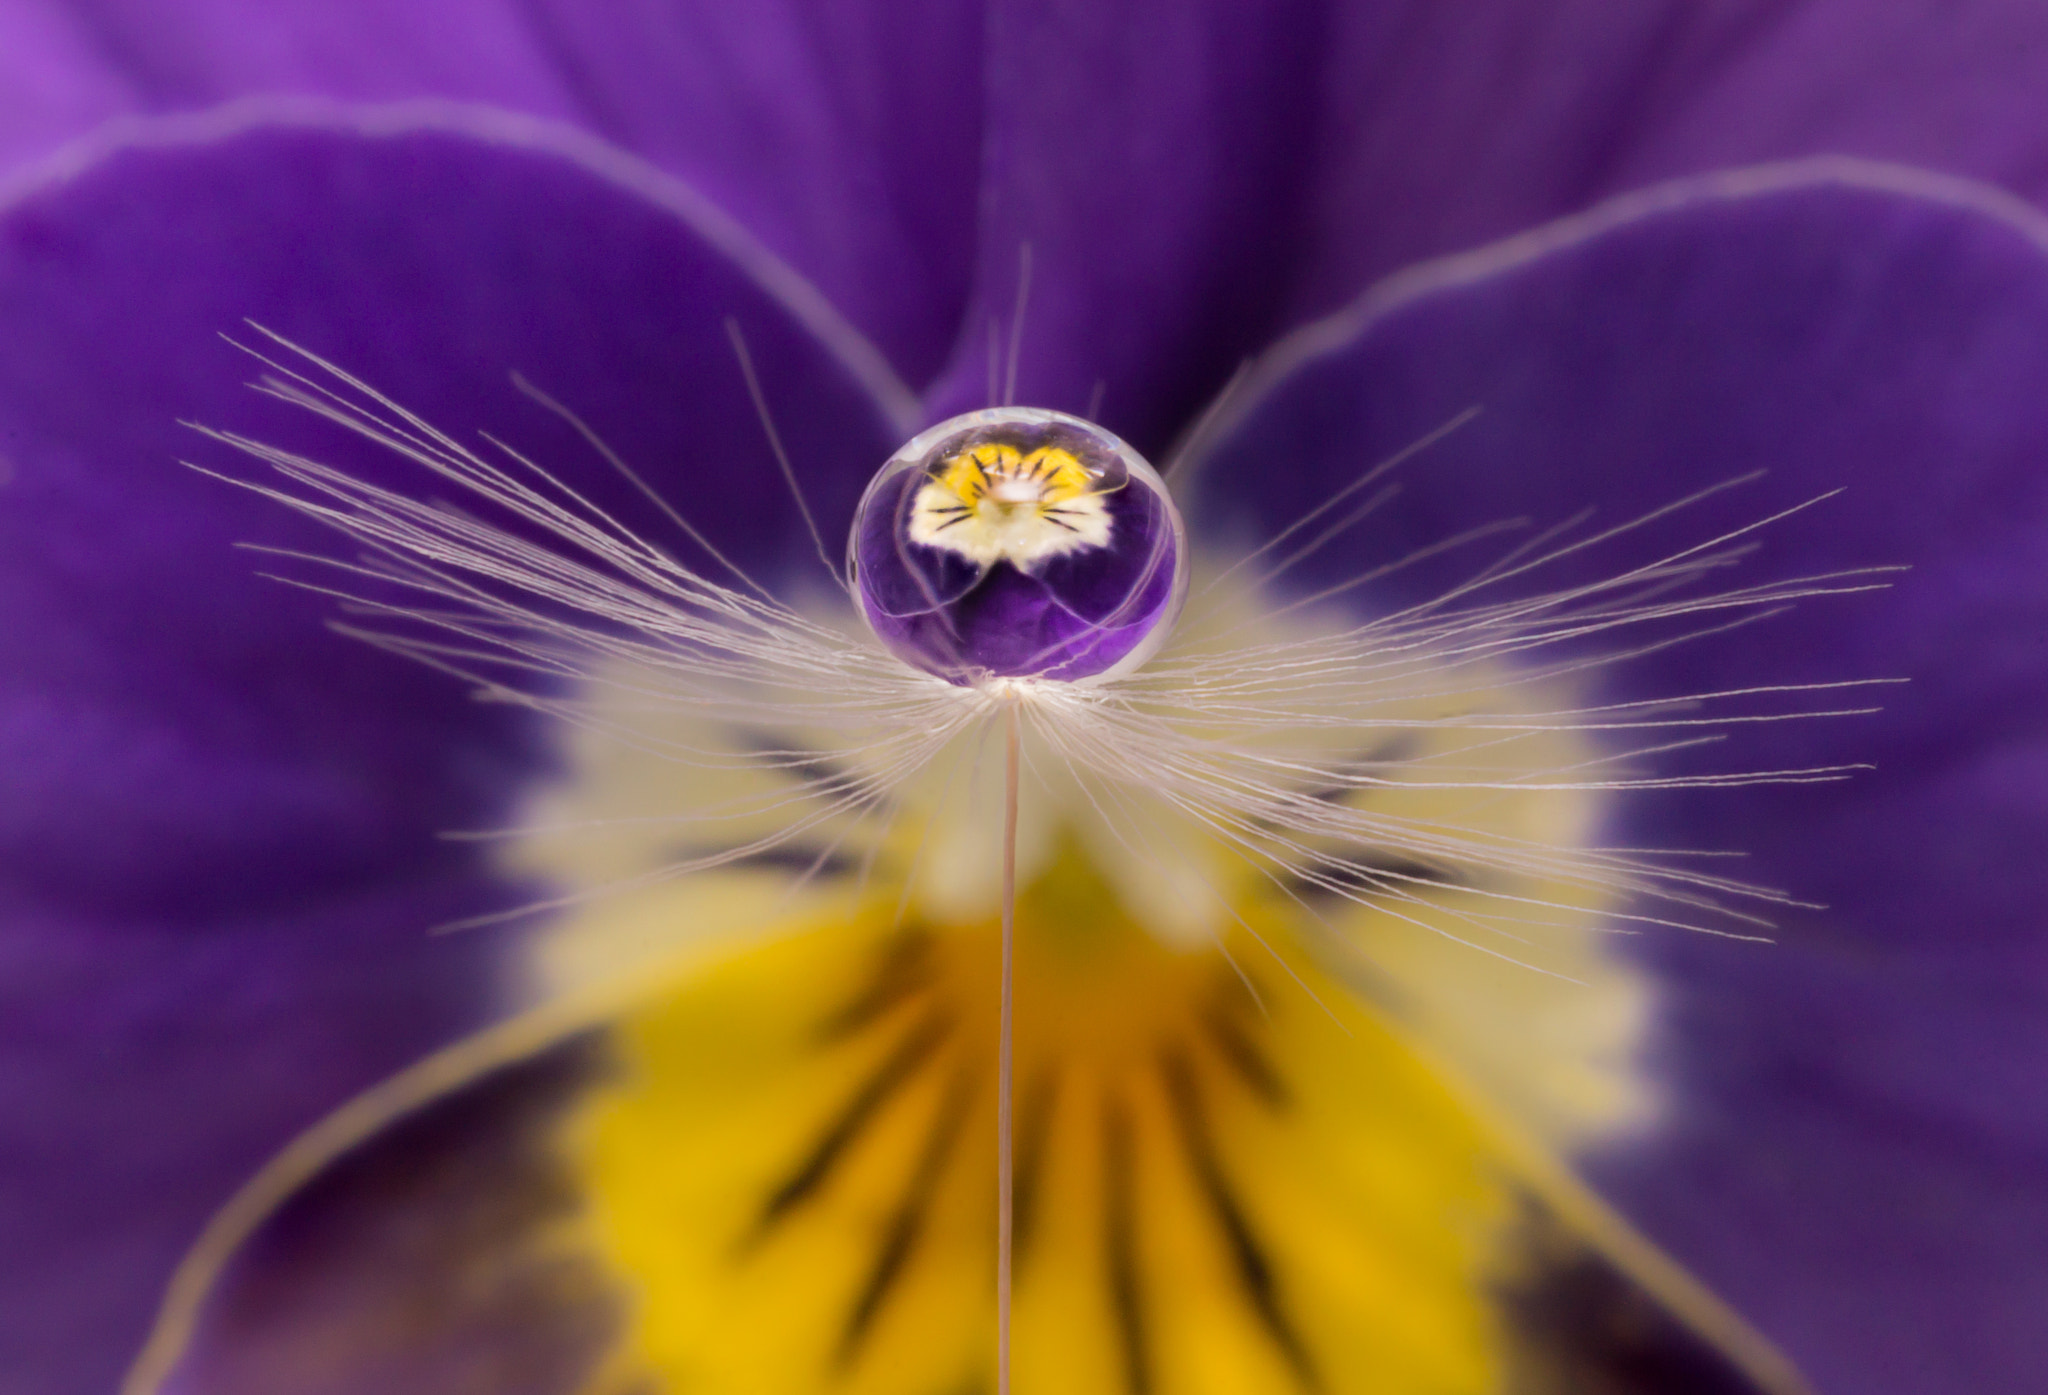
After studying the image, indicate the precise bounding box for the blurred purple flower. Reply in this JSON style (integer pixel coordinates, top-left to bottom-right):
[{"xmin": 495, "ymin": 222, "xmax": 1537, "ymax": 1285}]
[{"xmin": 3, "ymin": 4, "xmax": 2047, "ymax": 1393}]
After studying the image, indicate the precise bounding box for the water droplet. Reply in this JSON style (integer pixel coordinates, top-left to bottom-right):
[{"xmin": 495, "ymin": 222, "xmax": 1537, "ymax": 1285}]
[{"xmin": 850, "ymin": 409, "xmax": 1186, "ymax": 684}]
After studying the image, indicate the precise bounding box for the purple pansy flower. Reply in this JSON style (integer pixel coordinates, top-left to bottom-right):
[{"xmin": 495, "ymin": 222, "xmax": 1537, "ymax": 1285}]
[{"xmin": 4, "ymin": 5, "xmax": 2048, "ymax": 1395}]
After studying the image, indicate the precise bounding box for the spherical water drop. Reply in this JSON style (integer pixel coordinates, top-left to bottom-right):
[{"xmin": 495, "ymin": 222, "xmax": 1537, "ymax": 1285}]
[{"xmin": 849, "ymin": 408, "xmax": 1186, "ymax": 683}]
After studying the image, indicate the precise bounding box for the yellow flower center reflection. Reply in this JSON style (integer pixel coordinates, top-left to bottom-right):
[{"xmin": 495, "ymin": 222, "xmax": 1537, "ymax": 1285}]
[
  {"xmin": 566, "ymin": 837, "xmax": 1508, "ymax": 1395},
  {"xmin": 907, "ymin": 441, "xmax": 1113, "ymax": 566}
]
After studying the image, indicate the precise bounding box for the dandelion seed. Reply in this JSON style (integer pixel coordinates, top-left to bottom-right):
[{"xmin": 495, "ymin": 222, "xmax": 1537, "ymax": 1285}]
[{"xmin": 155, "ymin": 327, "xmax": 1872, "ymax": 1395}]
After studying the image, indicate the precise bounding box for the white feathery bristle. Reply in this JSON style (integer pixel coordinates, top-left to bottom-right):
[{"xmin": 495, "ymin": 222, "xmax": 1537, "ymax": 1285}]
[{"xmin": 190, "ymin": 331, "xmax": 1894, "ymax": 1140}]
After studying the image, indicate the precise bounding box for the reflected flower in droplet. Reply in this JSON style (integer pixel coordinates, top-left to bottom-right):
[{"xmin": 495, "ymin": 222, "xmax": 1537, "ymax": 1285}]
[{"xmin": 851, "ymin": 408, "xmax": 1186, "ymax": 683}]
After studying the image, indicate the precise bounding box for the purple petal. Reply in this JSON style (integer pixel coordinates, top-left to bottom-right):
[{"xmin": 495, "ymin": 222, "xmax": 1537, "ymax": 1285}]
[
  {"xmin": 475, "ymin": 2, "xmax": 984, "ymax": 388},
  {"xmin": 159, "ymin": 1040, "xmax": 615, "ymax": 1395},
  {"xmin": 15, "ymin": 4, "xmax": 2048, "ymax": 444},
  {"xmin": 1, "ymin": 878, "xmax": 544, "ymax": 1395},
  {"xmin": 0, "ymin": 3, "xmax": 580, "ymax": 169},
  {"xmin": 0, "ymin": 2, "xmax": 984, "ymax": 385},
  {"xmin": 924, "ymin": 1, "xmax": 2048, "ymax": 459},
  {"xmin": 1286, "ymin": 1, "xmax": 2048, "ymax": 331},
  {"xmin": 1196, "ymin": 170, "xmax": 2048, "ymax": 1393},
  {"xmin": 0, "ymin": 115, "xmax": 899, "ymax": 1393},
  {"xmin": 922, "ymin": 0, "xmax": 1339, "ymax": 454}
]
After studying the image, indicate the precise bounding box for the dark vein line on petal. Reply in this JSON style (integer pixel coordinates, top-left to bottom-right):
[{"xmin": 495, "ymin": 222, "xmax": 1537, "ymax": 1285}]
[
  {"xmin": 748, "ymin": 1009, "xmax": 952, "ymax": 1244},
  {"xmin": 1199, "ymin": 1004, "xmax": 1290, "ymax": 1110},
  {"xmin": 1012, "ymin": 1066, "xmax": 1060, "ymax": 1271},
  {"xmin": 1288, "ymin": 854, "xmax": 1467, "ymax": 904},
  {"xmin": 837, "ymin": 1063, "xmax": 980, "ymax": 1366},
  {"xmin": 816, "ymin": 933, "xmax": 936, "ymax": 1042},
  {"xmin": 690, "ymin": 842, "xmax": 863, "ymax": 881},
  {"xmin": 732, "ymin": 731, "xmax": 871, "ymax": 799},
  {"xmin": 1161, "ymin": 1050, "xmax": 1321, "ymax": 1390},
  {"xmin": 1103, "ymin": 1093, "xmax": 1151, "ymax": 1395}
]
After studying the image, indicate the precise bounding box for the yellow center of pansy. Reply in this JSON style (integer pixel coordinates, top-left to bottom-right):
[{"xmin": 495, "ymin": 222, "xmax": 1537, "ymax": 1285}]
[
  {"xmin": 496, "ymin": 564, "xmax": 1713, "ymax": 1395},
  {"xmin": 564, "ymin": 845, "xmax": 1507, "ymax": 1395},
  {"xmin": 907, "ymin": 441, "xmax": 1112, "ymax": 566}
]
